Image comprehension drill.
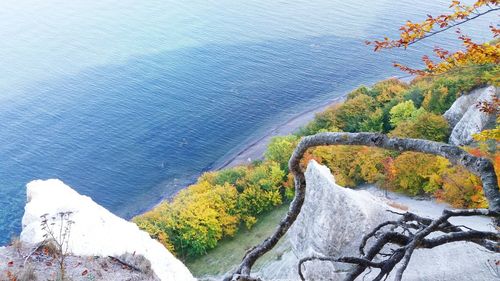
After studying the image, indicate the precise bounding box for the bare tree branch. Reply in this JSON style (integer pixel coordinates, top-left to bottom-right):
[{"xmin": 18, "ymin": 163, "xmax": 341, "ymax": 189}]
[
  {"xmin": 298, "ymin": 256, "xmax": 384, "ymax": 281},
  {"xmin": 303, "ymin": 208, "xmax": 499, "ymax": 281}
]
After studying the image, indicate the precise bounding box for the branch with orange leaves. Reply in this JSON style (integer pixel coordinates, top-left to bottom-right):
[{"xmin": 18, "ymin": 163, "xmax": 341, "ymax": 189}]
[
  {"xmin": 367, "ymin": 0, "xmax": 500, "ymax": 76},
  {"xmin": 394, "ymin": 31, "xmax": 499, "ymax": 76},
  {"xmin": 368, "ymin": 1, "xmax": 499, "ymax": 50}
]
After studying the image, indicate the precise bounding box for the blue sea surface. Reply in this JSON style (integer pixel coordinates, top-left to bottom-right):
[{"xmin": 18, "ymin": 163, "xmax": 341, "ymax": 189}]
[{"xmin": 0, "ymin": 0, "xmax": 495, "ymax": 244}]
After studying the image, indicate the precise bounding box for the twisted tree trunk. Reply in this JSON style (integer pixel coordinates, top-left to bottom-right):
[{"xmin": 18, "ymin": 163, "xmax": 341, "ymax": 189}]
[{"xmin": 224, "ymin": 132, "xmax": 499, "ymax": 281}]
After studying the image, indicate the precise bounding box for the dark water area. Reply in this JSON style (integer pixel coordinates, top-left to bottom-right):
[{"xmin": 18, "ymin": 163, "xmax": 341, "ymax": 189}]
[{"xmin": 0, "ymin": 0, "xmax": 495, "ymax": 244}]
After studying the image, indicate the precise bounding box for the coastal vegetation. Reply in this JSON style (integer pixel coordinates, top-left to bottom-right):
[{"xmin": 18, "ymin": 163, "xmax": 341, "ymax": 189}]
[
  {"xmin": 135, "ymin": 63, "xmax": 499, "ymax": 259},
  {"xmin": 226, "ymin": 1, "xmax": 499, "ymax": 279},
  {"xmin": 137, "ymin": 0, "xmax": 500, "ymax": 263},
  {"xmin": 134, "ymin": 159, "xmax": 292, "ymax": 258},
  {"xmin": 184, "ymin": 204, "xmax": 289, "ymax": 277}
]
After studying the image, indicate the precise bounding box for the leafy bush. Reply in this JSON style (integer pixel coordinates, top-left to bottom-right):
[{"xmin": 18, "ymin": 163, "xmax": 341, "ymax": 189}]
[
  {"xmin": 135, "ymin": 161, "xmax": 287, "ymax": 258},
  {"xmin": 332, "ymin": 94, "xmax": 377, "ymax": 132},
  {"xmin": 389, "ymin": 152, "xmax": 447, "ymax": 196},
  {"xmin": 389, "ymin": 100, "xmax": 420, "ymax": 126},
  {"xmin": 435, "ymin": 166, "xmax": 487, "ymax": 208},
  {"xmin": 369, "ymin": 78, "xmax": 409, "ymax": 103},
  {"xmin": 265, "ymin": 135, "xmax": 299, "ymax": 172},
  {"xmin": 403, "ymin": 87, "xmax": 425, "ymax": 108},
  {"xmin": 135, "ymin": 181, "xmax": 240, "ymax": 257},
  {"xmin": 390, "ymin": 112, "xmax": 450, "ymax": 142},
  {"xmin": 296, "ymin": 106, "xmax": 341, "ymax": 135},
  {"xmin": 309, "ymin": 146, "xmax": 388, "ymax": 187},
  {"xmin": 360, "ymin": 108, "xmax": 384, "ymax": 132}
]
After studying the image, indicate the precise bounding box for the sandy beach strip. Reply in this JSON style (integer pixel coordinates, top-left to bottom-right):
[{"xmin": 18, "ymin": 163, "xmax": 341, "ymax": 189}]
[
  {"xmin": 215, "ymin": 96, "xmax": 345, "ymax": 170},
  {"xmin": 215, "ymin": 75, "xmax": 413, "ymax": 170},
  {"xmin": 140, "ymin": 96, "xmax": 346, "ymax": 212}
]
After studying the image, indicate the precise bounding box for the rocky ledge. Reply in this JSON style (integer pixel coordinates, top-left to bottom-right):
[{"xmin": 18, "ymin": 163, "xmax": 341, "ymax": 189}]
[
  {"xmin": 1, "ymin": 179, "xmax": 194, "ymax": 281},
  {"xmin": 444, "ymin": 85, "xmax": 498, "ymax": 146}
]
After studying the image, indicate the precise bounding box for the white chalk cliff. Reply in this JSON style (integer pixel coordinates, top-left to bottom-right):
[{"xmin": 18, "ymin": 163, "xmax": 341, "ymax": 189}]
[
  {"xmin": 444, "ymin": 85, "xmax": 498, "ymax": 146},
  {"xmin": 20, "ymin": 179, "xmax": 195, "ymax": 281},
  {"xmin": 254, "ymin": 161, "xmax": 498, "ymax": 281}
]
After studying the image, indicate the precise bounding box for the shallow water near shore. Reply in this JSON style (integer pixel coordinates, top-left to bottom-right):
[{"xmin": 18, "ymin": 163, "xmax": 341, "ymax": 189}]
[{"xmin": 0, "ymin": 0, "xmax": 496, "ymax": 244}]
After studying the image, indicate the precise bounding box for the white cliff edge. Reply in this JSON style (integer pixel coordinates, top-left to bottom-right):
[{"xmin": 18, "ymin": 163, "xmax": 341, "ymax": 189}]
[
  {"xmin": 20, "ymin": 179, "xmax": 195, "ymax": 281},
  {"xmin": 255, "ymin": 161, "xmax": 498, "ymax": 281},
  {"xmin": 444, "ymin": 85, "xmax": 498, "ymax": 146}
]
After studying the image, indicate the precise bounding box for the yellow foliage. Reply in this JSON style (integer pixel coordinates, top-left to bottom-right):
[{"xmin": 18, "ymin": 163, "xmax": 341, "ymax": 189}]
[
  {"xmin": 173, "ymin": 181, "xmax": 240, "ymax": 238},
  {"xmin": 373, "ymin": 79, "xmax": 409, "ymax": 103},
  {"xmin": 437, "ymin": 166, "xmax": 487, "ymax": 208},
  {"xmin": 311, "ymin": 146, "xmax": 388, "ymax": 186},
  {"xmin": 391, "ymin": 152, "xmax": 449, "ymax": 195},
  {"xmin": 370, "ymin": 0, "xmax": 499, "ymax": 76},
  {"xmin": 473, "ymin": 117, "xmax": 500, "ymax": 142},
  {"xmin": 353, "ymin": 147, "xmax": 387, "ymax": 183}
]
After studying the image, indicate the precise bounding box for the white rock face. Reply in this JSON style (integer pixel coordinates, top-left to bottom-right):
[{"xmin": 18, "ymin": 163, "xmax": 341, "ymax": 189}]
[
  {"xmin": 255, "ymin": 161, "xmax": 498, "ymax": 281},
  {"xmin": 289, "ymin": 161, "xmax": 394, "ymax": 280},
  {"xmin": 444, "ymin": 86, "xmax": 498, "ymax": 146},
  {"xmin": 256, "ymin": 161, "xmax": 396, "ymax": 280},
  {"xmin": 20, "ymin": 179, "xmax": 195, "ymax": 281}
]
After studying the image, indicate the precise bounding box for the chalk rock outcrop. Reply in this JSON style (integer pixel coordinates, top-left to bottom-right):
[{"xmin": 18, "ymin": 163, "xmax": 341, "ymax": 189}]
[
  {"xmin": 255, "ymin": 161, "xmax": 396, "ymax": 280},
  {"xmin": 444, "ymin": 86, "xmax": 498, "ymax": 146},
  {"xmin": 286, "ymin": 161, "xmax": 394, "ymax": 280},
  {"xmin": 20, "ymin": 179, "xmax": 195, "ymax": 281},
  {"xmin": 255, "ymin": 161, "xmax": 498, "ymax": 281}
]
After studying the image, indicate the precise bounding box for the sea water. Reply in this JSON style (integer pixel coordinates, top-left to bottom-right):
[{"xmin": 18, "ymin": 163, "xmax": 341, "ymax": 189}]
[{"xmin": 0, "ymin": 0, "xmax": 495, "ymax": 244}]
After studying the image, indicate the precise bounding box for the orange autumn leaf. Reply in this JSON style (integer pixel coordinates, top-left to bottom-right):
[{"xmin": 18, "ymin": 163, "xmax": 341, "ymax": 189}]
[{"xmin": 368, "ymin": 0, "xmax": 500, "ymax": 76}]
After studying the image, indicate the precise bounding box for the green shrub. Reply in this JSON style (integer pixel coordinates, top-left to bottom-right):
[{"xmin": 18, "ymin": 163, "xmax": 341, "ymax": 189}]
[
  {"xmin": 390, "ymin": 112, "xmax": 450, "ymax": 142},
  {"xmin": 389, "ymin": 100, "xmax": 419, "ymax": 126},
  {"xmin": 265, "ymin": 135, "xmax": 299, "ymax": 172},
  {"xmin": 333, "ymin": 94, "xmax": 377, "ymax": 132}
]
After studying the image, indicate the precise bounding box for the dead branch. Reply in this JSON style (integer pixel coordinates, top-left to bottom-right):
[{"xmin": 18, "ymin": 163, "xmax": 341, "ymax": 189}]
[
  {"xmin": 108, "ymin": 256, "xmax": 142, "ymax": 272},
  {"xmin": 300, "ymin": 208, "xmax": 499, "ymax": 281}
]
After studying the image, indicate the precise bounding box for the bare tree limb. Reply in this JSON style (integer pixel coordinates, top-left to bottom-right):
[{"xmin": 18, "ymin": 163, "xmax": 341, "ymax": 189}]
[
  {"xmin": 108, "ymin": 255, "xmax": 142, "ymax": 272},
  {"xmin": 303, "ymin": 208, "xmax": 499, "ymax": 281},
  {"xmin": 298, "ymin": 256, "xmax": 384, "ymax": 281}
]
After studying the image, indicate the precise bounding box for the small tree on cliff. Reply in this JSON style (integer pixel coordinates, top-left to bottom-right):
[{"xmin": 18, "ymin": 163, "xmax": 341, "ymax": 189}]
[{"xmin": 40, "ymin": 212, "xmax": 74, "ymax": 281}]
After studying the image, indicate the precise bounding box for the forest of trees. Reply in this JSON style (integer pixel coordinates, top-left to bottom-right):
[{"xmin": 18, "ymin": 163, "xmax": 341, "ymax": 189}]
[{"xmin": 134, "ymin": 63, "xmax": 499, "ymax": 259}]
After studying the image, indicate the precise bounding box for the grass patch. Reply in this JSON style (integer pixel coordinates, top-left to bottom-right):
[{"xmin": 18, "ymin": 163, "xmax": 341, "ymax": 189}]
[{"xmin": 184, "ymin": 203, "xmax": 289, "ymax": 278}]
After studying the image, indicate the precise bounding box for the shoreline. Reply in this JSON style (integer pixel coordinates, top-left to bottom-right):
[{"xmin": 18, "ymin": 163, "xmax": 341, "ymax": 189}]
[
  {"xmin": 138, "ymin": 95, "xmax": 346, "ymax": 216},
  {"xmin": 214, "ymin": 96, "xmax": 345, "ymax": 170},
  {"xmin": 137, "ymin": 75, "xmax": 406, "ymax": 215},
  {"xmin": 213, "ymin": 74, "xmax": 411, "ymax": 170}
]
